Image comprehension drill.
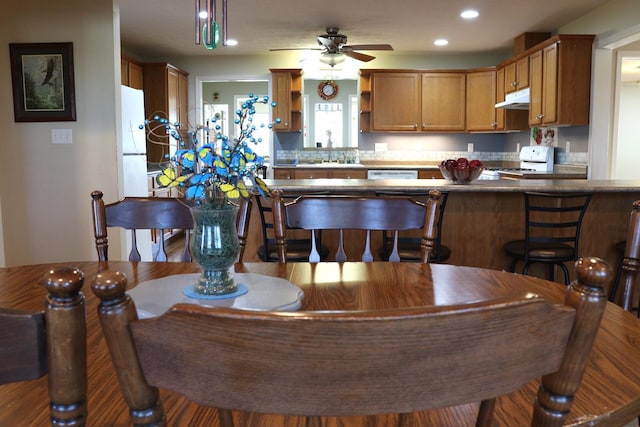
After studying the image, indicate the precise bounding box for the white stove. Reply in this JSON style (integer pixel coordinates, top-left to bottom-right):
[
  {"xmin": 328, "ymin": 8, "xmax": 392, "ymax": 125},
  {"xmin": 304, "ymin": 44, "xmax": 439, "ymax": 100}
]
[
  {"xmin": 519, "ymin": 145, "xmax": 554, "ymax": 172},
  {"xmin": 479, "ymin": 146, "xmax": 554, "ymax": 180}
]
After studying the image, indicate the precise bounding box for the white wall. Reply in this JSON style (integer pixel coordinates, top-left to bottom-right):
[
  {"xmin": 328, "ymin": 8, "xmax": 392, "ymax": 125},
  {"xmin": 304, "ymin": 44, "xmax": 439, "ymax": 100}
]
[
  {"xmin": 614, "ymin": 82, "xmax": 640, "ymax": 178},
  {"xmin": 560, "ymin": 0, "xmax": 640, "ymax": 178},
  {"xmin": 0, "ymin": 0, "xmax": 121, "ymax": 266}
]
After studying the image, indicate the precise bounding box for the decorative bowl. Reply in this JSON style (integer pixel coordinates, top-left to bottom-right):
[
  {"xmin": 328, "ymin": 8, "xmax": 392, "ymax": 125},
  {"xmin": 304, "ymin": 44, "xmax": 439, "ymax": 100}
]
[{"xmin": 439, "ymin": 158, "xmax": 484, "ymax": 184}]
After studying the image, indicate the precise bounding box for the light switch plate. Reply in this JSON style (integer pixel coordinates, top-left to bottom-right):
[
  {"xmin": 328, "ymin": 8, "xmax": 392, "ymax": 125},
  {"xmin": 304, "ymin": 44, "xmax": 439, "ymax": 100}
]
[{"xmin": 52, "ymin": 129, "xmax": 73, "ymax": 144}]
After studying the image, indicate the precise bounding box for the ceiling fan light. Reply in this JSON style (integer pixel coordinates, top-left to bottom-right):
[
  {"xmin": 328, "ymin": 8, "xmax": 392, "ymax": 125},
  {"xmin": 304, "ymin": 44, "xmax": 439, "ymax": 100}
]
[{"xmin": 319, "ymin": 52, "xmax": 346, "ymax": 67}]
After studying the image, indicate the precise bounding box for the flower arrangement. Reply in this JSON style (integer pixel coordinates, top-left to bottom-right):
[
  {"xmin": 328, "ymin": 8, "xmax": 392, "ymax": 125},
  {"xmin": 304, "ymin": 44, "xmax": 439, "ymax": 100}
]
[{"xmin": 143, "ymin": 94, "xmax": 277, "ymax": 209}]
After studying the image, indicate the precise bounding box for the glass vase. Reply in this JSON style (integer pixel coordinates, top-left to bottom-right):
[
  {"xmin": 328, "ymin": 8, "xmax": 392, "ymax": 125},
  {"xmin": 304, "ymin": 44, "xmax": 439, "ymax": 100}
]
[{"xmin": 189, "ymin": 204, "xmax": 239, "ymax": 295}]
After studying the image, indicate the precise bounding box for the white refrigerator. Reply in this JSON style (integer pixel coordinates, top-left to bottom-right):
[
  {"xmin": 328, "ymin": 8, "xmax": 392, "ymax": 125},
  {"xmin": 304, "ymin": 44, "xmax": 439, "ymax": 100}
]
[{"xmin": 120, "ymin": 85, "xmax": 153, "ymax": 260}]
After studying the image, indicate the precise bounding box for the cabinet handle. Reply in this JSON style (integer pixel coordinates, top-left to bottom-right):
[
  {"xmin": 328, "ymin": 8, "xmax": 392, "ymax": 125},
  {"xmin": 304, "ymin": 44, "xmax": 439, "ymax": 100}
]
[
  {"xmin": 491, "ymin": 122, "xmax": 497, "ymax": 127},
  {"xmin": 511, "ymin": 81, "xmax": 517, "ymax": 87},
  {"xmin": 536, "ymin": 114, "xmax": 544, "ymax": 119}
]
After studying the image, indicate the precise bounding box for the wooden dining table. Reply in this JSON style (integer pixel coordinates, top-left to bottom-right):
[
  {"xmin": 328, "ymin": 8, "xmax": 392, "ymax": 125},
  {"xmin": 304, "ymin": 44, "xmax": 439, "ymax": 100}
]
[{"xmin": 1, "ymin": 260, "xmax": 640, "ymax": 426}]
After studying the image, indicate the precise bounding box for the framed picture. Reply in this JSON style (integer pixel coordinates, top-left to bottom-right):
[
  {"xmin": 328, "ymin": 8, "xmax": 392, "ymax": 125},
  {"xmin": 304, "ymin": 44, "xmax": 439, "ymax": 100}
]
[{"xmin": 9, "ymin": 42, "xmax": 76, "ymax": 122}]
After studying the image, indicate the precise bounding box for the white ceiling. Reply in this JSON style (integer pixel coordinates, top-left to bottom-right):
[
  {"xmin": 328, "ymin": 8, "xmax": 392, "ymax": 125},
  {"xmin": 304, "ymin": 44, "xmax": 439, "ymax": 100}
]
[
  {"xmin": 119, "ymin": 0, "xmax": 640, "ymax": 82},
  {"xmin": 120, "ymin": 0, "xmax": 611, "ymax": 59}
]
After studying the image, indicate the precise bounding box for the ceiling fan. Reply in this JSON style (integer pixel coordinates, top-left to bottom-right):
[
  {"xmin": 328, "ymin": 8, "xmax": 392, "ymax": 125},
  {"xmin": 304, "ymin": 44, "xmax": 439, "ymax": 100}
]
[{"xmin": 270, "ymin": 27, "xmax": 393, "ymax": 64}]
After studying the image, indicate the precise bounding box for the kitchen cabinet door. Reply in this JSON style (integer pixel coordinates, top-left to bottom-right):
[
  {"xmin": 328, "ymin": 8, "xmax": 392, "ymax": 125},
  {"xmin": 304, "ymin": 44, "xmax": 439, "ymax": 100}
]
[
  {"xmin": 371, "ymin": 73, "xmax": 421, "ymax": 131},
  {"xmin": 121, "ymin": 56, "xmax": 143, "ymax": 90},
  {"xmin": 529, "ymin": 50, "xmax": 544, "ymax": 126},
  {"xmin": 541, "ymin": 43, "xmax": 559, "ymax": 124},
  {"xmin": 504, "ymin": 56, "xmax": 529, "ymax": 94},
  {"xmin": 294, "ymin": 169, "xmax": 330, "ymax": 179},
  {"xmin": 421, "ymin": 72, "xmax": 466, "ymax": 131},
  {"xmin": 330, "ymin": 169, "xmax": 367, "ymax": 179},
  {"xmin": 270, "ymin": 69, "xmax": 303, "ymax": 132},
  {"xmin": 515, "ymin": 56, "xmax": 529, "ymax": 91},
  {"xmin": 529, "ymin": 35, "xmax": 594, "ymax": 127},
  {"xmin": 143, "ymin": 63, "xmax": 189, "ymax": 164},
  {"xmin": 465, "ymin": 69, "xmax": 497, "ymax": 131},
  {"xmin": 273, "ymin": 169, "xmax": 294, "ymax": 180}
]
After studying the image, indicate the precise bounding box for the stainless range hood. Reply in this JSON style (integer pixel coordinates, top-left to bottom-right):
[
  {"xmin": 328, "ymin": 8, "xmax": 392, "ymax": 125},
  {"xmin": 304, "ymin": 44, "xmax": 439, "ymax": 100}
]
[{"xmin": 495, "ymin": 87, "xmax": 530, "ymax": 110}]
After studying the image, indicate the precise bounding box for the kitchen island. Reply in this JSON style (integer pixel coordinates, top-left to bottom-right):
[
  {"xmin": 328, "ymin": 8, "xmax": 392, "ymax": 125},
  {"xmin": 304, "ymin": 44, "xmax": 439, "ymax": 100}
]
[{"xmin": 241, "ymin": 178, "xmax": 640, "ymax": 284}]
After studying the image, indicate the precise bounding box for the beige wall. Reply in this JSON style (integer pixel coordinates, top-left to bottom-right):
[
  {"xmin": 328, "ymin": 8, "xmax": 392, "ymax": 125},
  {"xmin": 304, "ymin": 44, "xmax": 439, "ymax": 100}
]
[
  {"xmin": 0, "ymin": 0, "xmax": 121, "ymax": 266},
  {"xmin": 0, "ymin": 0, "xmax": 638, "ymax": 266}
]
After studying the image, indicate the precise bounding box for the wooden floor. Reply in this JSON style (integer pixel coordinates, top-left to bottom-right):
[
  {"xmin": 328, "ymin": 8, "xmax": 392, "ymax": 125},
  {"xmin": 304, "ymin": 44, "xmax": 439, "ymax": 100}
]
[{"xmin": 162, "ymin": 232, "xmax": 189, "ymax": 262}]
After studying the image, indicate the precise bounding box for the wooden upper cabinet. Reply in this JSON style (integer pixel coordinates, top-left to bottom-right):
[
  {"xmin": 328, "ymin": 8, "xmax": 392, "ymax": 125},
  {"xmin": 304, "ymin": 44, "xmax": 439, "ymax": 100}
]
[
  {"xmin": 504, "ymin": 56, "xmax": 529, "ymax": 94},
  {"xmin": 465, "ymin": 68, "xmax": 497, "ymax": 131},
  {"xmin": 142, "ymin": 63, "xmax": 189, "ymax": 164},
  {"xmin": 270, "ymin": 69, "xmax": 302, "ymax": 132},
  {"xmin": 528, "ymin": 35, "xmax": 594, "ymax": 127},
  {"xmin": 371, "ymin": 72, "xmax": 421, "ymax": 131},
  {"xmin": 421, "ymin": 72, "xmax": 466, "ymax": 131},
  {"xmin": 496, "ymin": 66, "xmax": 529, "ymax": 132},
  {"xmin": 121, "ymin": 55, "xmax": 143, "ymax": 90}
]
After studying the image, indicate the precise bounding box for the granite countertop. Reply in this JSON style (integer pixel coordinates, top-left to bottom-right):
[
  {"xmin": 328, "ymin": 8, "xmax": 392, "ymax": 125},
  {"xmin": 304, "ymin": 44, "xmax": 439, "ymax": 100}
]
[
  {"xmin": 263, "ymin": 178, "xmax": 640, "ymax": 193},
  {"xmin": 273, "ymin": 162, "xmax": 588, "ymax": 179}
]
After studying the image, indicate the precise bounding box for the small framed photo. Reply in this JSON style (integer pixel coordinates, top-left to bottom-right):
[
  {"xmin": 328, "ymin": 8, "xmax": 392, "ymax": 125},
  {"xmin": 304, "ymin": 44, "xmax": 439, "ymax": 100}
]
[{"xmin": 9, "ymin": 42, "xmax": 76, "ymax": 122}]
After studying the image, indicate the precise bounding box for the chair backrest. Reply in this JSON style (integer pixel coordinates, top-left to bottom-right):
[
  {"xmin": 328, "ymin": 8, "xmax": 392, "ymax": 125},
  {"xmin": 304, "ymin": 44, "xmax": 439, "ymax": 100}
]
[
  {"xmin": 91, "ymin": 257, "xmax": 609, "ymax": 427},
  {"xmin": 0, "ymin": 267, "xmax": 87, "ymax": 426},
  {"xmin": 255, "ymin": 192, "xmax": 329, "ymax": 262},
  {"xmin": 272, "ymin": 189, "xmax": 442, "ymax": 263},
  {"xmin": 91, "ymin": 190, "xmax": 252, "ymax": 263},
  {"xmin": 523, "ymin": 192, "xmax": 592, "ymax": 259},
  {"xmin": 609, "ymin": 199, "xmax": 640, "ymax": 313},
  {"xmin": 377, "ymin": 190, "xmax": 450, "ymax": 262}
]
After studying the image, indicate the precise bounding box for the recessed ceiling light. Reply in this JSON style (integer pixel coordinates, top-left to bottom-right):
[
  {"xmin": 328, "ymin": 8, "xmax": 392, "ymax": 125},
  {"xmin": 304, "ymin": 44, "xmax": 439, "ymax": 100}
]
[
  {"xmin": 225, "ymin": 39, "xmax": 238, "ymax": 46},
  {"xmin": 461, "ymin": 9, "xmax": 479, "ymax": 19},
  {"xmin": 434, "ymin": 39, "xmax": 449, "ymax": 46}
]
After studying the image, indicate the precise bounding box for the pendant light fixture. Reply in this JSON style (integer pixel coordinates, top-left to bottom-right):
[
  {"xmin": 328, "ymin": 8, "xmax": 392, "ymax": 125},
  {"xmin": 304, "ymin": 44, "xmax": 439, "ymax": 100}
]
[
  {"xmin": 195, "ymin": 0, "xmax": 228, "ymax": 50},
  {"xmin": 318, "ymin": 52, "xmax": 346, "ymax": 67}
]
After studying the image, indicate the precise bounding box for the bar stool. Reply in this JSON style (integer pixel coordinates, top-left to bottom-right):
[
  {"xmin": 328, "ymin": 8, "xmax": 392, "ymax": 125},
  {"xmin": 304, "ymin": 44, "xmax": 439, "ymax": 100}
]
[
  {"xmin": 503, "ymin": 192, "xmax": 592, "ymax": 285},
  {"xmin": 608, "ymin": 200, "xmax": 640, "ymax": 315}
]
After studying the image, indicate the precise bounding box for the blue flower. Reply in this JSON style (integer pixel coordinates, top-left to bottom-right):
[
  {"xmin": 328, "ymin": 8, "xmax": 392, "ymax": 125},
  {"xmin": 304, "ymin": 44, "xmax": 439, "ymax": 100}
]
[{"xmin": 144, "ymin": 94, "xmax": 278, "ymax": 206}]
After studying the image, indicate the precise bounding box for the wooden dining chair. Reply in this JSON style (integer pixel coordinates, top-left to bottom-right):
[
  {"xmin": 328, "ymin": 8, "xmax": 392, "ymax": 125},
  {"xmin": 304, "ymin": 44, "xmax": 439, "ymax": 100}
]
[
  {"xmin": 376, "ymin": 190, "xmax": 451, "ymax": 263},
  {"xmin": 608, "ymin": 199, "xmax": 640, "ymax": 315},
  {"xmin": 0, "ymin": 267, "xmax": 87, "ymax": 426},
  {"xmin": 503, "ymin": 192, "xmax": 593, "ymax": 285},
  {"xmin": 271, "ymin": 189, "xmax": 442, "ymax": 263},
  {"xmin": 91, "ymin": 257, "xmax": 609, "ymax": 427},
  {"xmin": 255, "ymin": 194, "xmax": 329, "ymax": 262},
  {"xmin": 91, "ymin": 190, "xmax": 252, "ymax": 262}
]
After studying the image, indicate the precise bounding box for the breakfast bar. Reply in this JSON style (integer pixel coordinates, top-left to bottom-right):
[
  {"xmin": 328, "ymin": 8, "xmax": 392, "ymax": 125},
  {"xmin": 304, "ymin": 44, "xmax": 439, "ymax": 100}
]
[{"xmin": 240, "ymin": 178, "xmax": 640, "ymax": 283}]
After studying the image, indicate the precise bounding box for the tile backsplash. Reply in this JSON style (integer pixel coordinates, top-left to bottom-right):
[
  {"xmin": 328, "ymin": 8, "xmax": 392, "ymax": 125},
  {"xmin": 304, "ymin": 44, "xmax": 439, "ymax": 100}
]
[{"xmin": 276, "ymin": 149, "xmax": 588, "ymax": 165}]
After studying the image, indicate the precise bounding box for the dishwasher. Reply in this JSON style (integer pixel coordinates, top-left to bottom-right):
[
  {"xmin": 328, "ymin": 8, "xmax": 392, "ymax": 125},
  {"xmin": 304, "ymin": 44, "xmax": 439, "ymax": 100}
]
[{"xmin": 367, "ymin": 170, "xmax": 418, "ymax": 180}]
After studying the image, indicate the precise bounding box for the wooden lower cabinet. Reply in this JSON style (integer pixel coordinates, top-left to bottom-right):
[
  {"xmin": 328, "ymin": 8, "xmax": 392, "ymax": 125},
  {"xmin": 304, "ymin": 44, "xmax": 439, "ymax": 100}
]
[
  {"xmin": 274, "ymin": 168, "xmax": 366, "ymax": 179},
  {"xmin": 418, "ymin": 169, "xmax": 444, "ymax": 179}
]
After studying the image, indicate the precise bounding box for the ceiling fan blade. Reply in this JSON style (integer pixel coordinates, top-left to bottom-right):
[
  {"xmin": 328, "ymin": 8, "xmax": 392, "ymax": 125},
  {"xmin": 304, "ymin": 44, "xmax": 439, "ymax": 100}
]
[
  {"xmin": 317, "ymin": 36, "xmax": 339, "ymax": 51},
  {"xmin": 343, "ymin": 50, "xmax": 376, "ymax": 62},
  {"xmin": 343, "ymin": 44, "xmax": 393, "ymax": 51}
]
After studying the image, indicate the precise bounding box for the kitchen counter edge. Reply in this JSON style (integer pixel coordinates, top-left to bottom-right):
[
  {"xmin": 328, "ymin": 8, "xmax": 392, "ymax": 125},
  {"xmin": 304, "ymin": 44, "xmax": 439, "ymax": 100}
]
[{"xmin": 262, "ymin": 179, "xmax": 640, "ymax": 193}]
